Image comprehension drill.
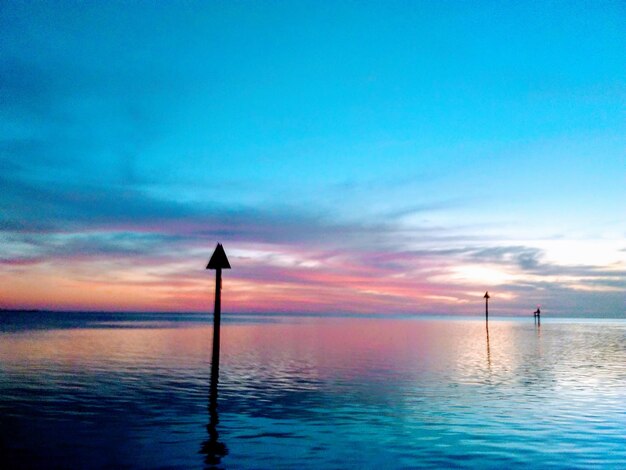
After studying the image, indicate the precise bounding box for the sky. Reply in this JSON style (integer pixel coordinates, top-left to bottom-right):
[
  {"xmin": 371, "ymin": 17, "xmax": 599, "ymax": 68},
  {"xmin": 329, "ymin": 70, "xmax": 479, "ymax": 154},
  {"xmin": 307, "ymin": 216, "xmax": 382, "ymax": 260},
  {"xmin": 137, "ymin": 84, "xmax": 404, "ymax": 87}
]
[{"xmin": 1, "ymin": 1, "xmax": 625, "ymax": 316}]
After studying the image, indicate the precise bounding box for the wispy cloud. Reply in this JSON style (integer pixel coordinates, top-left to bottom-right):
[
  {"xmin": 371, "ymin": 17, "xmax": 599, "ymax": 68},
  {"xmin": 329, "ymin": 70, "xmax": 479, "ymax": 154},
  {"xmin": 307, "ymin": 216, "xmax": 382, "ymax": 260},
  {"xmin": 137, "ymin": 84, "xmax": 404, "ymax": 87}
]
[{"xmin": 2, "ymin": 178, "xmax": 623, "ymax": 316}]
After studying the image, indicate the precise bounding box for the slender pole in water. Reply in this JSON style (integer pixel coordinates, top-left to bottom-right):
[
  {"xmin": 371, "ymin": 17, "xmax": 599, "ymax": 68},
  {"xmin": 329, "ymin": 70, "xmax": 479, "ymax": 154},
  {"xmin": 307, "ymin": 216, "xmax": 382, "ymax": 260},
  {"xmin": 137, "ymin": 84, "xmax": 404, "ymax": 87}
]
[
  {"xmin": 212, "ymin": 267, "xmax": 222, "ymax": 374},
  {"xmin": 206, "ymin": 243, "xmax": 231, "ymax": 370},
  {"xmin": 484, "ymin": 291, "xmax": 490, "ymax": 322},
  {"xmin": 202, "ymin": 243, "xmax": 231, "ymax": 464}
]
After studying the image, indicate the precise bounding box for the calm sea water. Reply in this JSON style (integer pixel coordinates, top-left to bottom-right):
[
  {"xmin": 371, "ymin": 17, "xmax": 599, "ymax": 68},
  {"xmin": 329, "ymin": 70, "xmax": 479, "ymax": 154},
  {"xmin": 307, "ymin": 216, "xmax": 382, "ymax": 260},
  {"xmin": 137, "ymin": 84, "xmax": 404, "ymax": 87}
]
[{"xmin": 1, "ymin": 312, "xmax": 625, "ymax": 469}]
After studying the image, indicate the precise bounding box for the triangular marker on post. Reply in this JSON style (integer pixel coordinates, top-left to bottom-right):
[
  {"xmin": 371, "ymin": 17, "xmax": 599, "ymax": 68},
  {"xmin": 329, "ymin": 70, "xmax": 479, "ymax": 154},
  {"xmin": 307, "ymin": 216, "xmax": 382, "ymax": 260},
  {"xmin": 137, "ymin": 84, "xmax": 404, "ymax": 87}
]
[{"xmin": 206, "ymin": 243, "xmax": 231, "ymax": 270}]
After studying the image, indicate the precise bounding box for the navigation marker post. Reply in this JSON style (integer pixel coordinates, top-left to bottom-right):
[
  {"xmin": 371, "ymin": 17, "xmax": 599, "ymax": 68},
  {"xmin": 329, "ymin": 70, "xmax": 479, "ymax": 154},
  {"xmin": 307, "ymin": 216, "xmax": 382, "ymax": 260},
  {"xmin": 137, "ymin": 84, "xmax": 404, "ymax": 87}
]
[
  {"xmin": 202, "ymin": 243, "xmax": 231, "ymax": 464},
  {"xmin": 484, "ymin": 291, "xmax": 490, "ymax": 322},
  {"xmin": 206, "ymin": 243, "xmax": 231, "ymax": 378}
]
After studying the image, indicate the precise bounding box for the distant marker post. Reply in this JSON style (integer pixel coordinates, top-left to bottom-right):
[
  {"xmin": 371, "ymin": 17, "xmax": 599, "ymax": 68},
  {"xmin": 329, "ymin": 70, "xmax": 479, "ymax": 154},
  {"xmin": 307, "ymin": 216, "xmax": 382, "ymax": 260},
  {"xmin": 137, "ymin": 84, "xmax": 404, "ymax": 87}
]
[
  {"xmin": 484, "ymin": 291, "xmax": 490, "ymax": 322},
  {"xmin": 206, "ymin": 243, "xmax": 231, "ymax": 375}
]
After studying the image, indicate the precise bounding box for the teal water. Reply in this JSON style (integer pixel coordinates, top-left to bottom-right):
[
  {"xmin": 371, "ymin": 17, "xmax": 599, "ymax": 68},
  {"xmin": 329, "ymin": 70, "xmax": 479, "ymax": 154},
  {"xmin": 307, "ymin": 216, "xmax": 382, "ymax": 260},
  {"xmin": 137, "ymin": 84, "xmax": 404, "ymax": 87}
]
[{"xmin": 1, "ymin": 312, "xmax": 625, "ymax": 468}]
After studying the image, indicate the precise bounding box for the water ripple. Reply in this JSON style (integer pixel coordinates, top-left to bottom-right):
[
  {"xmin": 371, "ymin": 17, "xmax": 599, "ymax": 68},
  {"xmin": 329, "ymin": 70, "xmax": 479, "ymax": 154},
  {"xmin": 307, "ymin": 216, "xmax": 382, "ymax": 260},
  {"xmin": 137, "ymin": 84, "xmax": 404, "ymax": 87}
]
[{"xmin": 1, "ymin": 314, "xmax": 625, "ymax": 468}]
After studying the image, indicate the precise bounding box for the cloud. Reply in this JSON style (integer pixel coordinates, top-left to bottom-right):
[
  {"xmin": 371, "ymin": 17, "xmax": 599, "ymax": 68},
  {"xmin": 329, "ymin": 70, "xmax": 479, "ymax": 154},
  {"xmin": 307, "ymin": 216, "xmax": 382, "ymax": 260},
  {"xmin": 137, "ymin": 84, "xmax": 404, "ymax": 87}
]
[
  {"xmin": 468, "ymin": 246, "xmax": 543, "ymax": 270},
  {"xmin": 2, "ymin": 161, "xmax": 624, "ymax": 317},
  {"xmin": 2, "ymin": 161, "xmax": 449, "ymax": 248},
  {"xmin": 0, "ymin": 55, "xmax": 622, "ymax": 315}
]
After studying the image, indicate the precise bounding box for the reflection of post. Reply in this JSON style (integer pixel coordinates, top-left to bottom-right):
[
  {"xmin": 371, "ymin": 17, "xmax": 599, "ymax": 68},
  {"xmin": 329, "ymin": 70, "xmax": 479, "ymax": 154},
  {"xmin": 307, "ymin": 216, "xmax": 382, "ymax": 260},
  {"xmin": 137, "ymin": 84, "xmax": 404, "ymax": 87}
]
[
  {"xmin": 201, "ymin": 352, "xmax": 227, "ymax": 465},
  {"xmin": 201, "ymin": 243, "xmax": 231, "ymax": 466},
  {"xmin": 485, "ymin": 322, "xmax": 491, "ymax": 369}
]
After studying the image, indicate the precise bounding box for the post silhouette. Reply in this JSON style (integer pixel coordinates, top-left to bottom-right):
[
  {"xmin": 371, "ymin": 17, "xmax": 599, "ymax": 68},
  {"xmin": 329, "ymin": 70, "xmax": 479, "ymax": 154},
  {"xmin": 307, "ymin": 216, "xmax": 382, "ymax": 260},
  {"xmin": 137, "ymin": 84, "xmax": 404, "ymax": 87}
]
[
  {"xmin": 212, "ymin": 267, "xmax": 222, "ymax": 375},
  {"xmin": 201, "ymin": 243, "xmax": 231, "ymax": 465},
  {"xmin": 483, "ymin": 291, "xmax": 490, "ymax": 322},
  {"xmin": 534, "ymin": 306, "xmax": 541, "ymax": 327},
  {"xmin": 206, "ymin": 243, "xmax": 231, "ymax": 380},
  {"xmin": 533, "ymin": 306, "xmax": 541, "ymax": 328}
]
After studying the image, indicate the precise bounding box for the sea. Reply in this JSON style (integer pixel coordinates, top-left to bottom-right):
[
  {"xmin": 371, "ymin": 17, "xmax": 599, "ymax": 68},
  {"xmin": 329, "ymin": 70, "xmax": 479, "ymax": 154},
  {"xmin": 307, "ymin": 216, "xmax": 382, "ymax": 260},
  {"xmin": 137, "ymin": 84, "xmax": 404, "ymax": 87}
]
[{"xmin": 1, "ymin": 311, "xmax": 625, "ymax": 469}]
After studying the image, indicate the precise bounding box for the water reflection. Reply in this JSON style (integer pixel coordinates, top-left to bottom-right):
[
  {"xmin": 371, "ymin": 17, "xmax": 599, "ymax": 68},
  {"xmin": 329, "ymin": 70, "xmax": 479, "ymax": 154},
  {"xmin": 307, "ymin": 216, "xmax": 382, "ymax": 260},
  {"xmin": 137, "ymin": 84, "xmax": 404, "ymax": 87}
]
[
  {"xmin": 200, "ymin": 360, "xmax": 227, "ymax": 466},
  {"xmin": 1, "ymin": 314, "xmax": 626, "ymax": 468},
  {"xmin": 485, "ymin": 323, "xmax": 491, "ymax": 370},
  {"xmin": 200, "ymin": 327, "xmax": 228, "ymax": 467}
]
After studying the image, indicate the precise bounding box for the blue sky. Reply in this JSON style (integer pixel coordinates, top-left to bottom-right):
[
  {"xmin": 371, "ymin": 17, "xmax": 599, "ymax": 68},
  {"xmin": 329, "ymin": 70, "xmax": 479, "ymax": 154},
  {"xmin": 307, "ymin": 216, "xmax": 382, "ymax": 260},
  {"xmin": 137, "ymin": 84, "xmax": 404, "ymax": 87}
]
[{"xmin": 1, "ymin": 1, "xmax": 625, "ymax": 315}]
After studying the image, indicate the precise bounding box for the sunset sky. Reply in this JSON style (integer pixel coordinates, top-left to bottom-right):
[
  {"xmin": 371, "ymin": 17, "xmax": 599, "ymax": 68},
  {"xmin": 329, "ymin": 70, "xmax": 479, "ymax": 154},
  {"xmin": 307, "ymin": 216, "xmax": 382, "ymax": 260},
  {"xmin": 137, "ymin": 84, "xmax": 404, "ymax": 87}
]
[{"xmin": 1, "ymin": 1, "xmax": 625, "ymax": 316}]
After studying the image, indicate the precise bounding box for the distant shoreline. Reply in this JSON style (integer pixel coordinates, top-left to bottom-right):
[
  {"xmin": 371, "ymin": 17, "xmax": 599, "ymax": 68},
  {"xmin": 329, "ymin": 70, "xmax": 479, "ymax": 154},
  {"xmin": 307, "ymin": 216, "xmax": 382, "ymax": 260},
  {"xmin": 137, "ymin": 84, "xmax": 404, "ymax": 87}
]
[
  {"xmin": 1, "ymin": 308, "xmax": 624, "ymax": 320},
  {"xmin": 0, "ymin": 308, "xmax": 45, "ymax": 313}
]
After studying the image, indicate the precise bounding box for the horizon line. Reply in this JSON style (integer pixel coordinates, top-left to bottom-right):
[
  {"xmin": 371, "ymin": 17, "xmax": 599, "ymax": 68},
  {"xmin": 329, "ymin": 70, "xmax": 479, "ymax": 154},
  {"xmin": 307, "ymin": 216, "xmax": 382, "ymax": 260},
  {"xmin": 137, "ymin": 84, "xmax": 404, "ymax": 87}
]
[{"xmin": 1, "ymin": 307, "xmax": 624, "ymax": 320}]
